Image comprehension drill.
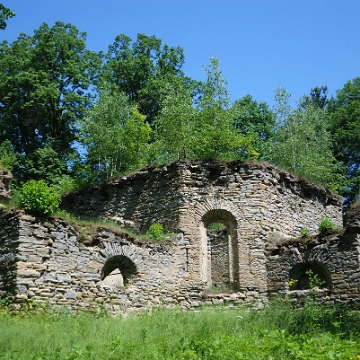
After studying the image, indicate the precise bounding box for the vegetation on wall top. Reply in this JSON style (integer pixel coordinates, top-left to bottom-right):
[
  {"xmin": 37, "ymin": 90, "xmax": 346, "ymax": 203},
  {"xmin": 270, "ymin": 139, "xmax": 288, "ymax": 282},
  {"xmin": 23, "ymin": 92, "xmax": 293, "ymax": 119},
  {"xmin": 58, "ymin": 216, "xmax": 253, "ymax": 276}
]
[{"xmin": 0, "ymin": 20, "xmax": 358, "ymax": 211}]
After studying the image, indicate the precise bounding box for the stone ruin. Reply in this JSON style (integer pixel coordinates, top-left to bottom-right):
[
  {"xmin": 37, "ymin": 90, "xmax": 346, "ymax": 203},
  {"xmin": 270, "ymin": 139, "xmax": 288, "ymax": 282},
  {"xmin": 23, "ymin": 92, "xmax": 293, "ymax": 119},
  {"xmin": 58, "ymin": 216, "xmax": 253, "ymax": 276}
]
[
  {"xmin": 0, "ymin": 159, "xmax": 359, "ymax": 313},
  {"xmin": 0, "ymin": 169, "xmax": 12, "ymax": 206}
]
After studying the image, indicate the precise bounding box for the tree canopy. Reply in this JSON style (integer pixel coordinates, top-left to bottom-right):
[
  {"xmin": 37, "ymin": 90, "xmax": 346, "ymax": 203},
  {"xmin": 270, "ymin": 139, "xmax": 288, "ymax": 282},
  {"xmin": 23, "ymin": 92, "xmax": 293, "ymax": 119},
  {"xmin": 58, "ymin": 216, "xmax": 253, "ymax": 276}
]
[
  {"xmin": 328, "ymin": 78, "xmax": 360, "ymax": 206},
  {"xmin": 79, "ymin": 90, "xmax": 151, "ymax": 182},
  {"xmin": 0, "ymin": 21, "xmax": 100, "ymax": 183},
  {"xmin": 152, "ymin": 56, "xmax": 258, "ymax": 162},
  {"xmin": 0, "ymin": 4, "xmax": 15, "ymax": 30},
  {"xmin": 101, "ymin": 33, "xmax": 193, "ymax": 125},
  {"xmin": 264, "ymin": 87, "xmax": 342, "ymax": 192},
  {"xmin": 1, "ymin": 19, "xmax": 359, "ymax": 213}
]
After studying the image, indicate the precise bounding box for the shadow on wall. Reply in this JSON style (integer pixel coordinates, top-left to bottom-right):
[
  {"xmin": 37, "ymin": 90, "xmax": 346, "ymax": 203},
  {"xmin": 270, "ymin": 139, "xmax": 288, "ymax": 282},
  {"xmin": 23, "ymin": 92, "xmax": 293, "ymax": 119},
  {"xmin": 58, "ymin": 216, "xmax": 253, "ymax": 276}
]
[
  {"xmin": 100, "ymin": 255, "xmax": 137, "ymax": 288},
  {"xmin": 202, "ymin": 209, "xmax": 239, "ymax": 291},
  {"xmin": 288, "ymin": 262, "xmax": 332, "ymax": 290}
]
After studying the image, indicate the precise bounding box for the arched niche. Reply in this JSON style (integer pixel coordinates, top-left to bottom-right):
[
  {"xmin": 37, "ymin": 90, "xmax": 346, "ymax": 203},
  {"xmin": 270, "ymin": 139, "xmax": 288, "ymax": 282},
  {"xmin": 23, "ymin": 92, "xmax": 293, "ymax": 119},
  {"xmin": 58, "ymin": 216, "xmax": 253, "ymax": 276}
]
[
  {"xmin": 201, "ymin": 209, "xmax": 239, "ymax": 290},
  {"xmin": 101, "ymin": 255, "xmax": 137, "ymax": 288},
  {"xmin": 288, "ymin": 262, "xmax": 332, "ymax": 291}
]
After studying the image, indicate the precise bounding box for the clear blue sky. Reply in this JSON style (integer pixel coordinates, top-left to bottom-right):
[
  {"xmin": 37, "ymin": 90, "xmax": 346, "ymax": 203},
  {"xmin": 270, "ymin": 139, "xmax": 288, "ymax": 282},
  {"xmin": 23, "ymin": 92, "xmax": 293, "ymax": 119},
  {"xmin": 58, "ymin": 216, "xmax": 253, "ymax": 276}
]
[{"xmin": 1, "ymin": 0, "xmax": 359, "ymax": 108}]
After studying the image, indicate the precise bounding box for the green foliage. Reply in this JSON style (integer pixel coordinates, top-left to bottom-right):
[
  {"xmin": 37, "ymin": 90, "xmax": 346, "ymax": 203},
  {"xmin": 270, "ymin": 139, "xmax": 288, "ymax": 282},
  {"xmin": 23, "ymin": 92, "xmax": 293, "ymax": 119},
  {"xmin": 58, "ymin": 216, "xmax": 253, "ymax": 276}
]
[
  {"xmin": 0, "ymin": 140, "xmax": 17, "ymax": 171},
  {"xmin": 302, "ymin": 86, "xmax": 329, "ymax": 109},
  {"xmin": 0, "ymin": 304, "xmax": 360, "ymax": 359},
  {"xmin": 328, "ymin": 77, "xmax": 360, "ymax": 207},
  {"xmin": 0, "ymin": 4, "xmax": 15, "ymax": 30},
  {"xmin": 80, "ymin": 91, "xmax": 151, "ymax": 182},
  {"xmin": 299, "ymin": 226, "xmax": 310, "ymax": 238},
  {"xmin": 318, "ymin": 217, "xmax": 335, "ymax": 233},
  {"xmin": 150, "ymin": 56, "xmax": 259, "ymax": 164},
  {"xmin": 264, "ymin": 87, "xmax": 343, "ymax": 192},
  {"xmin": 18, "ymin": 180, "xmax": 61, "ymax": 216},
  {"xmin": 0, "ymin": 21, "xmax": 100, "ymax": 183},
  {"xmin": 306, "ymin": 269, "xmax": 326, "ymax": 289},
  {"xmin": 193, "ymin": 57, "xmax": 258, "ymax": 161},
  {"xmin": 152, "ymin": 78, "xmax": 197, "ymax": 161},
  {"xmin": 145, "ymin": 223, "xmax": 165, "ymax": 241},
  {"xmin": 231, "ymin": 94, "xmax": 275, "ymax": 157},
  {"xmin": 207, "ymin": 222, "xmax": 225, "ymax": 230},
  {"xmin": 20, "ymin": 144, "xmax": 68, "ymax": 185},
  {"xmin": 102, "ymin": 33, "xmax": 188, "ymax": 124}
]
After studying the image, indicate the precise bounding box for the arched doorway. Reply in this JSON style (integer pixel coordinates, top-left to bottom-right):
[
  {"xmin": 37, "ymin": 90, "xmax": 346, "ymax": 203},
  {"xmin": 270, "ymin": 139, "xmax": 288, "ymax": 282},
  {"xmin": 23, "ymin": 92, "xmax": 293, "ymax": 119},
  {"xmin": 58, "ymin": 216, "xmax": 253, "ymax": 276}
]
[
  {"xmin": 201, "ymin": 209, "xmax": 239, "ymax": 290},
  {"xmin": 100, "ymin": 255, "xmax": 137, "ymax": 288},
  {"xmin": 288, "ymin": 262, "xmax": 332, "ymax": 290}
]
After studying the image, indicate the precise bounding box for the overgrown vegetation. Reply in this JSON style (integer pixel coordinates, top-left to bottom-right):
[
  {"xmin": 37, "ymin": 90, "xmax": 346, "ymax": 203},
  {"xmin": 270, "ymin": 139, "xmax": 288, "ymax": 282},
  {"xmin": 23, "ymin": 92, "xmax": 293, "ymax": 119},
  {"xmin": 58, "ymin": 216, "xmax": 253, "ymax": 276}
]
[
  {"xmin": 145, "ymin": 222, "xmax": 166, "ymax": 242},
  {"xmin": 1, "ymin": 20, "xmax": 360, "ymax": 209},
  {"xmin": 318, "ymin": 217, "xmax": 336, "ymax": 233},
  {"xmin": 17, "ymin": 180, "xmax": 61, "ymax": 216},
  {"xmin": 53, "ymin": 211, "xmax": 174, "ymax": 245},
  {"xmin": 0, "ymin": 301, "xmax": 359, "ymax": 359},
  {"xmin": 207, "ymin": 222, "xmax": 226, "ymax": 230},
  {"xmin": 299, "ymin": 226, "xmax": 310, "ymax": 238}
]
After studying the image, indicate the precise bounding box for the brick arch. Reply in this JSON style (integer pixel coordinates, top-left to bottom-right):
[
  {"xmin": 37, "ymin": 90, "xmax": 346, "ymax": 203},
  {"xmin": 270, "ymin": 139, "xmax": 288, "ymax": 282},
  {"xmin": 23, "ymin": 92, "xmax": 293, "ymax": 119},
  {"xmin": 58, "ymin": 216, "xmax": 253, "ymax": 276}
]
[{"xmin": 282, "ymin": 246, "xmax": 333, "ymax": 290}]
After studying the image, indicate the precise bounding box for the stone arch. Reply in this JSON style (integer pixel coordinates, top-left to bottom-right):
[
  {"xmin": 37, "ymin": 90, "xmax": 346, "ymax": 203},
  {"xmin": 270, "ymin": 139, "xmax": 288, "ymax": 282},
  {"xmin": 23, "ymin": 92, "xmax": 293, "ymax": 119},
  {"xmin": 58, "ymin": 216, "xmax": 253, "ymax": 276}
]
[
  {"xmin": 101, "ymin": 255, "xmax": 138, "ymax": 287},
  {"xmin": 288, "ymin": 262, "xmax": 332, "ymax": 290},
  {"xmin": 96, "ymin": 242, "xmax": 145, "ymax": 270},
  {"xmin": 200, "ymin": 209, "xmax": 239, "ymax": 290}
]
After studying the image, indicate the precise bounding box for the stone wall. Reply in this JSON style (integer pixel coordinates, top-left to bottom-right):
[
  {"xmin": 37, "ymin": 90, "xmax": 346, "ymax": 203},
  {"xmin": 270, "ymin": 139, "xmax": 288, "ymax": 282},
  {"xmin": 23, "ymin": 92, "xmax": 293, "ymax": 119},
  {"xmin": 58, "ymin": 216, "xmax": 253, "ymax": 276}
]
[
  {"xmin": 265, "ymin": 226, "xmax": 360, "ymax": 304},
  {"xmin": 1, "ymin": 160, "xmax": 354, "ymax": 313},
  {"xmin": 62, "ymin": 159, "xmax": 342, "ymax": 298},
  {"xmin": 0, "ymin": 169, "xmax": 12, "ymax": 206},
  {"xmin": 62, "ymin": 159, "xmax": 342, "ymax": 236},
  {"xmin": 1, "ymin": 209, "xmax": 359, "ymax": 313},
  {"xmin": 267, "ymin": 200, "xmax": 360, "ymax": 305},
  {"xmin": 0, "ymin": 210, "xmax": 248, "ymax": 312}
]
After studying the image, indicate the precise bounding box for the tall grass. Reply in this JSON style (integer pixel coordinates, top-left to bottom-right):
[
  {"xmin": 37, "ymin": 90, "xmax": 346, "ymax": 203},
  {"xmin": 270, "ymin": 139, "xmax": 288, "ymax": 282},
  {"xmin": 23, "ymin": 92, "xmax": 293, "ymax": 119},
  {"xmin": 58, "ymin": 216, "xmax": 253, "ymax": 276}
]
[{"xmin": 0, "ymin": 300, "xmax": 360, "ymax": 359}]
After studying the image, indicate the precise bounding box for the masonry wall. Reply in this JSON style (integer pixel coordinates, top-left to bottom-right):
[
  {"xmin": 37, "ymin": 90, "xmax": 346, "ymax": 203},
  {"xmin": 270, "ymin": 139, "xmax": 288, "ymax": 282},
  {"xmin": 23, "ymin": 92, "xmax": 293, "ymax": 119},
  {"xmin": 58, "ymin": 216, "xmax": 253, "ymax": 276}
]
[
  {"xmin": 0, "ymin": 210, "xmax": 255, "ymax": 312},
  {"xmin": 62, "ymin": 159, "xmax": 342, "ymax": 297},
  {"xmin": 265, "ymin": 228, "xmax": 360, "ymax": 304},
  {"xmin": 0, "ymin": 169, "xmax": 12, "ymax": 206},
  {"xmin": 62, "ymin": 160, "xmax": 342, "ymax": 236},
  {"xmin": 0, "ymin": 160, "xmax": 352, "ymax": 313},
  {"xmin": 1, "ymin": 209, "xmax": 359, "ymax": 313}
]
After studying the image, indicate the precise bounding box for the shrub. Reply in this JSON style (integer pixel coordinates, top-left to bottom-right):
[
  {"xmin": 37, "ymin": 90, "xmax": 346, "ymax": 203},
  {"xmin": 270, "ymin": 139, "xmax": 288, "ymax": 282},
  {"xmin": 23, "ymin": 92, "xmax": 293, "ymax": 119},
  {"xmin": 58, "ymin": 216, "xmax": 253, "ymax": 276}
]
[
  {"xmin": 306, "ymin": 269, "xmax": 326, "ymax": 289},
  {"xmin": 146, "ymin": 223, "xmax": 165, "ymax": 241},
  {"xmin": 207, "ymin": 222, "xmax": 225, "ymax": 230},
  {"xmin": 18, "ymin": 180, "xmax": 61, "ymax": 216},
  {"xmin": 300, "ymin": 226, "xmax": 310, "ymax": 238},
  {"xmin": 318, "ymin": 217, "xmax": 335, "ymax": 233}
]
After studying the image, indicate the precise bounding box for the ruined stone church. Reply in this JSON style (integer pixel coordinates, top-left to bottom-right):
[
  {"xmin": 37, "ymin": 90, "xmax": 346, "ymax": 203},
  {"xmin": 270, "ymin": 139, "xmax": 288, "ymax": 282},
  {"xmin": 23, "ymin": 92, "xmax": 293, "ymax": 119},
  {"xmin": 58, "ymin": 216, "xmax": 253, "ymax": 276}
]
[{"xmin": 1, "ymin": 159, "xmax": 359, "ymax": 313}]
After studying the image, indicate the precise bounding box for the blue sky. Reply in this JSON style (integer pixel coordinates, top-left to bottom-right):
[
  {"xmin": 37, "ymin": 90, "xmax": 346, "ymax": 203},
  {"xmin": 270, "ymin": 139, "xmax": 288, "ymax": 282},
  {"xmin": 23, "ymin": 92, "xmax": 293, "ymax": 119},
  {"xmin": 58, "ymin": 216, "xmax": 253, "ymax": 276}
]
[{"xmin": 1, "ymin": 0, "xmax": 359, "ymax": 108}]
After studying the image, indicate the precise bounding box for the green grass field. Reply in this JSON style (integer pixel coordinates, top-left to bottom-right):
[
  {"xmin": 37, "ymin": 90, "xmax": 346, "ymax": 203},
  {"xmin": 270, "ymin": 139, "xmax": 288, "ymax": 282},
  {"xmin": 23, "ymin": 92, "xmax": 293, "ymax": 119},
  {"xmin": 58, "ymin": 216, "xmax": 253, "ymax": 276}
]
[{"xmin": 1, "ymin": 299, "xmax": 360, "ymax": 359}]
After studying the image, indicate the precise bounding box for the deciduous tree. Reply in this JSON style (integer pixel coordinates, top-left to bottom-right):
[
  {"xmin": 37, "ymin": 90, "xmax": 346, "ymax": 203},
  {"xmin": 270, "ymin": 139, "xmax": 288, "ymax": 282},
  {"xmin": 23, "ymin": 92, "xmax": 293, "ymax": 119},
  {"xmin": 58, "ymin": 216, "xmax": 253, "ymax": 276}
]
[
  {"xmin": 102, "ymin": 33, "xmax": 194, "ymax": 124},
  {"xmin": 79, "ymin": 91, "xmax": 151, "ymax": 182},
  {"xmin": 231, "ymin": 94, "xmax": 274, "ymax": 157},
  {"xmin": 152, "ymin": 79, "xmax": 197, "ymax": 162},
  {"xmin": 193, "ymin": 57, "xmax": 258, "ymax": 161},
  {"xmin": 0, "ymin": 4, "xmax": 15, "ymax": 30},
  {"xmin": 328, "ymin": 78, "xmax": 360, "ymax": 205},
  {"xmin": 265, "ymin": 87, "xmax": 342, "ymax": 191},
  {"xmin": 0, "ymin": 22, "xmax": 100, "ymax": 183}
]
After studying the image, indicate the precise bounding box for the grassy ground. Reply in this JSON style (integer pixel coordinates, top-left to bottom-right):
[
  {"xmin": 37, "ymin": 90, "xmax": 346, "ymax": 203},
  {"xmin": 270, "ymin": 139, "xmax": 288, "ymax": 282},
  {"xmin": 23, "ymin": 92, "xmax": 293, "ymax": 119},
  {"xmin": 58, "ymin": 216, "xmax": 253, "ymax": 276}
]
[{"xmin": 0, "ymin": 299, "xmax": 360, "ymax": 359}]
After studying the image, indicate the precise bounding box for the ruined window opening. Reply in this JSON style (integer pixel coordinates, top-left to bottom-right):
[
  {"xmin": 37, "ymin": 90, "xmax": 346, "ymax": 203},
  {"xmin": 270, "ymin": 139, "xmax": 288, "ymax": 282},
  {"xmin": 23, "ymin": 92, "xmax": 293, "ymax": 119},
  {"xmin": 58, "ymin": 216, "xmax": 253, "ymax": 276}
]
[
  {"xmin": 201, "ymin": 209, "xmax": 239, "ymax": 291},
  {"xmin": 101, "ymin": 255, "xmax": 137, "ymax": 288},
  {"xmin": 288, "ymin": 262, "xmax": 332, "ymax": 291}
]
